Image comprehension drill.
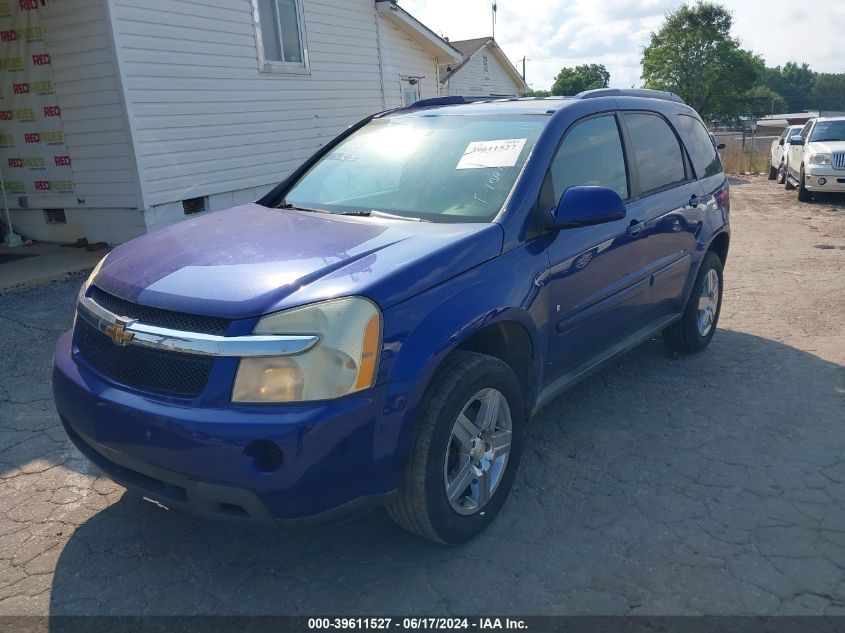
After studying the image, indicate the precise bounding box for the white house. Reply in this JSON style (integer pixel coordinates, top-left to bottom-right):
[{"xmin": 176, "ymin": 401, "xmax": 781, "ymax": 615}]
[
  {"xmin": 439, "ymin": 37, "xmax": 528, "ymax": 98},
  {"xmin": 0, "ymin": 0, "xmax": 461, "ymax": 245}
]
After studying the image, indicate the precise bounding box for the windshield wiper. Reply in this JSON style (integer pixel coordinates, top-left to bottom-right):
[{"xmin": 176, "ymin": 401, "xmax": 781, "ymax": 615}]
[
  {"xmin": 278, "ymin": 202, "xmax": 330, "ymax": 214},
  {"xmin": 339, "ymin": 210, "xmax": 424, "ymax": 222},
  {"xmin": 811, "ymin": 138, "xmax": 844, "ymax": 143}
]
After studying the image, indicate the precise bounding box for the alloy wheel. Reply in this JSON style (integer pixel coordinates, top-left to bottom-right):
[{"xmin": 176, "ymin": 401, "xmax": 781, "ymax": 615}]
[
  {"xmin": 443, "ymin": 388, "xmax": 512, "ymax": 515},
  {"xmin": 697, "ymin": 268, "xmax": 719, "ymax": 337}
]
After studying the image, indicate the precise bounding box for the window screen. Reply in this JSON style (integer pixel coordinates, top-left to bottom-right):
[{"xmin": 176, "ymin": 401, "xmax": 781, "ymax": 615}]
[
  {"xmin": 548, "ymin": 115, "xmax": 628, "ymax": 202},
  {"xmin": 624, "ymin": 113, "xmax": 686, "ymax": 193},
  {"xmin": 677, "ymin": 115, "xmax": 721, "ymax": 179}
]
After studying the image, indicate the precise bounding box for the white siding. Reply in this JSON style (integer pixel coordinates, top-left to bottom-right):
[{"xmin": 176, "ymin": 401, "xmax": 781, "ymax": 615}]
[
  {"xmin": 442, "ymin": 46, "xmax": 522, "ymax": 97},
  {"xmin": 110, "ymin": 0, "xmax": 388, "ymax": 209},
  {"xmin": 376, "ymin": 15, "xmax": 439, "ymax": 110},
  {"xmin": 40, "ymin": 0, "xmax": 141, "ymax": 209}
]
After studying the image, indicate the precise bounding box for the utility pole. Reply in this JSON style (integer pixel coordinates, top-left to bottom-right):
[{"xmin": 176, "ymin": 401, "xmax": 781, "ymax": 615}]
[{"xmin": 521, "ymin": 56, "xmax": 526, "ymax": 82}]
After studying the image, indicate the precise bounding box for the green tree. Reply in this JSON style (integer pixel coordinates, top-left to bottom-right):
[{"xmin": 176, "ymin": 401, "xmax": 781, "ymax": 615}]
[
  {"xmin": 761, "ymin": 62, "xmax": 817, "ymax": 112},
  {"xmin": 810, "ymin": 73, "xmax": 845, "ymax": 112},
  {"xmin": 524, "ymin": 89, "xmax": 551, "ymax": 97},
  {"xmin": 551, "ymin": 64, "xmax": 610, "ymax": 96},
  {"xmin": 641, "ymin": 2, "xmax": 764, "ymax": 122},
  {"xmin": 745, "ymin": 85, "xmax": 787, "ymax": 117}
]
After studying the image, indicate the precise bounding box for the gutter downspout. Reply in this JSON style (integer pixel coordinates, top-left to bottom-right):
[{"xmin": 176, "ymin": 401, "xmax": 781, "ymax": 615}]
[{"xmin": 374, "ymin": 12, "xmax": 387, "ymax": 109}]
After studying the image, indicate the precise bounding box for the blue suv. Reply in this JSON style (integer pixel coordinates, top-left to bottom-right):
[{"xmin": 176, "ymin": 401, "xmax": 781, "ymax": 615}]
[{"xmin": 53, "ymin": 89, "xmax": 730, "ymax": 543}]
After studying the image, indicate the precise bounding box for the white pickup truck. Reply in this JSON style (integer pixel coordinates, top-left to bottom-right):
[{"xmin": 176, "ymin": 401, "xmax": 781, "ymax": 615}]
[
  {"xmin": 785, "ymin": 117, "xmax": 845, "ymax": 201},
  {"xmin": 769, "ymin": 125, "xmax": 803, "ymax": 184}
]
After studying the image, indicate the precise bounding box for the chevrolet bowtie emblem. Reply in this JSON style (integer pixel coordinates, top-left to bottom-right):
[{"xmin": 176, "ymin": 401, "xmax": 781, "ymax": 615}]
[{"xmin": 105, "ymin": 316, "xmax": 135, "ymax": 346}]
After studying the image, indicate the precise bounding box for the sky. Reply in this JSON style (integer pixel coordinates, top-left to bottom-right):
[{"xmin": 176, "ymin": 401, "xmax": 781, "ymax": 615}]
[{"xmin": 399, "ymin": 0, "xmax": 845, "ymax": 92}]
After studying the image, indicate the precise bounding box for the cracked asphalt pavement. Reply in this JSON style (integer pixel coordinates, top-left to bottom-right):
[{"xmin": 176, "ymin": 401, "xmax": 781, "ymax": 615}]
[{"xmin": 1, "ymin": 176, "xmax": 844, "ymax": 616}]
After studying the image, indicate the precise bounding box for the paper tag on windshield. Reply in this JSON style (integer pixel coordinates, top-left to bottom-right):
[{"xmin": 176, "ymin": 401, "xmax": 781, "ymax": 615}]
[{"xmin": 456, "ymin": 138, "xmax": 527, "ymax": 170}]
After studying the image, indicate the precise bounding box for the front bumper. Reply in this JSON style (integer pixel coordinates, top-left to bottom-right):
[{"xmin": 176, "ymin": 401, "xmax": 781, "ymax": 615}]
[
  {"xmin": 53, "ymin": 331, "xmax": 412, "ymax": 525},
  {"xmin": 803, "ymin": 165, "xmax": 845, "ymax": 192}
]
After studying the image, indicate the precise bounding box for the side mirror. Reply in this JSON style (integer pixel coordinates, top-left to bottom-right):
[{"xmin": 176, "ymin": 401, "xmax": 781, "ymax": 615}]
[
  {"xmin": 716, "ymin": 143, "xmax": 726, "ymax": 150},
  {"xmin": 778, "ymin": 138, "xmax": 785, "ymax": 147},
  {"xmin": 547, "ymin": 186, "xmax": 626, "ymax": 230},
  {"xmin": 790, "ymin": 136, "xmax": 805, "ymax": 146}
]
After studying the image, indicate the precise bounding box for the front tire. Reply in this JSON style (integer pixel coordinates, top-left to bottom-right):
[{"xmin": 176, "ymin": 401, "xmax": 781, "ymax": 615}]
[
  {"xmin": 663, "ymin": 252, "xmax": 724, "ymax": 354},
  {"xmin": 388, "ymin": 351, "xmax": 523, "ymax": 544},
  {"xmin": 784, "ymin": 161, "xmax": 796, "ymax": 190},
  {"xmin": 776, "ymin": 162, "xmax": 787, "ymax": 185},
  {"xmin": 797, "ymin": 166, "xmax": 811, "ymax": 202}
]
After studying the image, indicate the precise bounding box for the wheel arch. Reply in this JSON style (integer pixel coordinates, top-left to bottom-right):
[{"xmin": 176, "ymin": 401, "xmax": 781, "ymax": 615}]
[
  {"xmin": 708, "ymin": 231, "xmax": 730, "ymax": 266},
  {"xmin": 390, "ymin": 307, "xmax": 542, "ymax": 407},
  {"xmin": 452, "ymin": 320, "xmax": 535, "ymax": 410},
  {"xmin": 679, "ymin": 229, "xmax": 730, "ymax": 310}
]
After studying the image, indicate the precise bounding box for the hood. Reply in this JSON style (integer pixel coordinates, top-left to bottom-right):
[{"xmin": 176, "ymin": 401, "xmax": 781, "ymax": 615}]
[
  {"xmin": 94, "ymin": 204, "xmax": 503, "ymax": 319},
  {"xmin": 809, "ymin": 140, "xmax": 845, "ymax": 153}
]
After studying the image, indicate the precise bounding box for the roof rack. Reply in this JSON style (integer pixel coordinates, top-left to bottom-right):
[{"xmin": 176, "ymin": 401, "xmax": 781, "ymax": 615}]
[
  {"xmin": 574, "ymin": 88, "xmax": 686, "ymax": 104},
  {"xmin": 404, "ymin": 95, "xmax": 495, "ymax": 109}
]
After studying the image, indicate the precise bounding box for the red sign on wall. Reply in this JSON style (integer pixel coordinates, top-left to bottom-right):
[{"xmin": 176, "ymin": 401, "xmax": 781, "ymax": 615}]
[{"xmin": 1, "ymin": 0, "xmax": 72, "ymax": 198}]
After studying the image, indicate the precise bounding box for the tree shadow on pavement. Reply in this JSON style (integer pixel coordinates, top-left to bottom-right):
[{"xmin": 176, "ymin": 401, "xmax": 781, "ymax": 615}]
[{"xmin": 47, "ymin": 330, "xmax": 845, "ymax": 616}]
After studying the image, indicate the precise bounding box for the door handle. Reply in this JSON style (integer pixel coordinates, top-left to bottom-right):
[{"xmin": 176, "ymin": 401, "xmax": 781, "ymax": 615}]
[{"xmin": 627, "ymin": 220, "xmax": 646, "ymax": 237}]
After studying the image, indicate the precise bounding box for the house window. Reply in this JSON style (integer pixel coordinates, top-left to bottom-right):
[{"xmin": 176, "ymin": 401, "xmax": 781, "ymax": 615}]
[
  {"xmin": 253, "ymin": 0, "xmax": 309, "ymax": 74},
  {"xmin": 44, "ymin": 208, "xmax": 66, "ymax": 224},
  {"xmin": 401, "ymin": 78, "xmax": 421, "ymax": 107}
]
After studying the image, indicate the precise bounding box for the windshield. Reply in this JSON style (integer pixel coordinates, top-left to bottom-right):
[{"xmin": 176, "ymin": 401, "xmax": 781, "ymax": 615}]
[
  {"xmin": 810, "ymin": 121, "xmax": 845, "ymax": 142},
  {"xmin": 283, "ymin": 114, "xmax": 547, "ymax": 222}
]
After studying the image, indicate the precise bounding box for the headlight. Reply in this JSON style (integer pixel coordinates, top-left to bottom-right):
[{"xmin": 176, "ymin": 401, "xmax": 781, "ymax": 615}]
[
  {"xmin": 809, "ymin": 153, "xmax": 831, "ymax": 165},
  {"xmin": 232, "ymin": 297, "xmax": 381, "ymax": 403}
]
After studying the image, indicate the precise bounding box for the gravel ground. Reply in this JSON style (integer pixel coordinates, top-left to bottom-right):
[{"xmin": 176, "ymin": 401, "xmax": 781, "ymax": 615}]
[{"xmin": 0, "ymin": 176, "xmax": 843, "ymax": 616}]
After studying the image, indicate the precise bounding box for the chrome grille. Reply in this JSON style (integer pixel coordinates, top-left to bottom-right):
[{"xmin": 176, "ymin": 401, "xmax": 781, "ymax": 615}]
[
  {"xmin": 74, "ymin": 317, "xmax": 213, "ymax": 397},
  {"xmin": 833, "ymin": 152, "xmax": 845, "ymax": 170},
  {"xmin": 73, "ymin": 290, "xmax": 225, "ymax": 397},
  {"xmin": 89, "ymin": 286, "xmax": 231, "ymax": 335}
]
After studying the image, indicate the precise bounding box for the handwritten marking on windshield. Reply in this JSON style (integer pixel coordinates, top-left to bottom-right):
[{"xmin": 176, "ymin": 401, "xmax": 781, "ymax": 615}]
[{"xmin": 473, "ymin": 168, "xmax": 504, "ymax": 206}]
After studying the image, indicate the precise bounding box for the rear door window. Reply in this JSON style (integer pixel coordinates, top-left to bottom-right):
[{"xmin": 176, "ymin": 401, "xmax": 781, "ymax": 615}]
[
  {"xmin": 624, "ymin": 112, "xmax": 687, "ymax": 194},
  {"xmin": 677, "ymin": 114, "xmax": 722, "ymax": 179}
]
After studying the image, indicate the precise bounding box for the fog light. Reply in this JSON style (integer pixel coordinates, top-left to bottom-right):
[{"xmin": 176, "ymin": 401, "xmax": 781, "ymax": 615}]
[
  {"xmin": 245, "ymin": 440, "xmax": 284, "ymax": 473},
  {"xmin": 818, "ymin": 178, "xmax": 827, "ymax": 186}
]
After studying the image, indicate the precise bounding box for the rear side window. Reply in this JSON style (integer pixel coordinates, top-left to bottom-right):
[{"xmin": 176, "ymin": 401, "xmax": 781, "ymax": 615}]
[
  {"xmin": 677, "ymin": 114, "xmax": 721, "ymax": 179},
  {"xmin": 548, "ymin": 115, "xmax": 629, "ymax": 202},
  {"xmin": 624, "ymin": 113, "xmax": 686, "ymax": 194}
]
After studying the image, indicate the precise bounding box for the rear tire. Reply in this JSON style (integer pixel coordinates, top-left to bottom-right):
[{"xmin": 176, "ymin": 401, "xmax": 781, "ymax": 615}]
[
  {"xmin": 387, "ymin": 351, "xmax": 523, "ymax": 544},
  {"xmin": 797, "ymin": 166, "xmax": 811, "ymax": 202},
  {"xmin": 663, "ymin": 252, "xmax": 723, "ymax": 354},
  {"xmin": 768, "ymin": 164, "xmax": 777, "ymax": 180}
]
